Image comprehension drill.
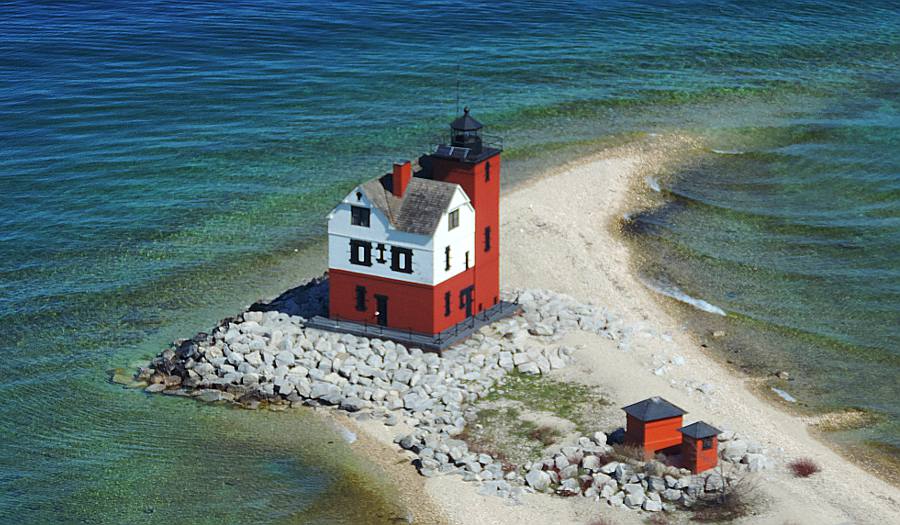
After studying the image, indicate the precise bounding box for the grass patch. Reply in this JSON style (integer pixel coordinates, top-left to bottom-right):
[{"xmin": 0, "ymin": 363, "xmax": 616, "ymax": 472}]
[
  {"xmin": 481, "ymin": 371, "xmax": 609, "ymax": 433},
  {"xmin": 459, "ymin": 406, "xmax": 553, "ymax": 466}
]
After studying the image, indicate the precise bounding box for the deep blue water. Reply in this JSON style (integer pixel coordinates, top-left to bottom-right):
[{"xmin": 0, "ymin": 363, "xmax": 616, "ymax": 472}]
[{"xmin": 1, "ymin": 1, "xmax": 898, "ymax": 522}]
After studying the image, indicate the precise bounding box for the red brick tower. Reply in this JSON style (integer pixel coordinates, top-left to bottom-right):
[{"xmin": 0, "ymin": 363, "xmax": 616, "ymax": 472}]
[{"xmin": 424, "ymin": 108, "xmax": 501, "ymax": 314}]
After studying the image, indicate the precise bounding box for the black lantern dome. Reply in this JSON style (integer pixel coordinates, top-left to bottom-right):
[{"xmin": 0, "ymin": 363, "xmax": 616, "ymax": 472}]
[{"xmin": 450, "ymin": 107, "xmax": 483, "ymax": 153}]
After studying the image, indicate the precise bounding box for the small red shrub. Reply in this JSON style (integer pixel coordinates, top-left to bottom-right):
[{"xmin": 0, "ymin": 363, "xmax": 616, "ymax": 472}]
[{"xmin": 789, "ymin": 457, "xmax": 821, "ymax": 478}]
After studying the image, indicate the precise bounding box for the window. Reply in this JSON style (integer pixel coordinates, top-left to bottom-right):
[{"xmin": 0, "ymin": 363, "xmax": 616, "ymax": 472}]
[
  {"xmin": 349, "ymin": 239, "xmax": 372, "ymax": 266},
  {"xmin": 465, "ymin": 251, "xmax": 470, "ymax": 270},
  {"xmin": 448, "ymin": 209, "xmax": 459, "ymax": 230},
  {"xmin": 484, "ymin": 226, "xmax": 491, "ymax": 252},
  {"xmin": 444, "ymin": 291, "xmax": 451, "ymax": 316},
  {"xmin": 485, "ymin": 161, "xmax": 491, "ymax": 182},
  {"xmin": 355, "ymin": 286, "xmax": 367, "ymax": 311},
  {"xmin": 390, "ymin": 246, "xmax": 413, "ymax": 274},
  {"xmin": 351, "ymin": 206, "xmax": 370, "ymax": 227},
  {"xmin": 444, "ymin": 246, "xmax": 451, "ymax": 271},
  {"xmin": 702, "ymin": 437, "xmax": 714, "ymax": 450}
]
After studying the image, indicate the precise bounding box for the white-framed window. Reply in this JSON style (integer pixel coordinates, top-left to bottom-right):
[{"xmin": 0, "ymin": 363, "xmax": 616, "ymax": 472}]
[{"xmin": 448, "ymin": 208, "xmax": 459, "ymax": 230}]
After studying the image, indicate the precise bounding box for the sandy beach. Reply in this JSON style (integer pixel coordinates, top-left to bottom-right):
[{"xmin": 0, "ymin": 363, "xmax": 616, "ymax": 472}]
[{"xmin": 348, "ymin": 137, "xmax": 900, "ymax": 524}]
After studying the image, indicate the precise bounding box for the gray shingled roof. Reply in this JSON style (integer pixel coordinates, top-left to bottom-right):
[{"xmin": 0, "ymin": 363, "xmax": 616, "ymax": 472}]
[
  {"xmin": 678, "ymin": 421, "xmax": 721, "ymax": 439},
  {"xmin": 359, "ymin": 175, "xmax": 460, "ymax": 236},
  {"xmin": 622, "ymin": 396, "xmax": 686, "ymax": 422}
]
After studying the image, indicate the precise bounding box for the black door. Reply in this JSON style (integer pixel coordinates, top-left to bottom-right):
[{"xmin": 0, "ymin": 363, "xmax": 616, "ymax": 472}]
[
  {"xmin": 375, "ymin": 294, "xmax": 388, "ymax": 326},
  {"xmin": 460, "ymin": 286, "xmax": 474, "ymax": 318}
]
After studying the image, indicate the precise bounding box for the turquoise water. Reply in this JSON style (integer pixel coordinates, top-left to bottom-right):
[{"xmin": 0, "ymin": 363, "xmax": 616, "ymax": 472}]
[{"xmin": 1, "ymin": 1, "xmax": 898, "ymax": 521}]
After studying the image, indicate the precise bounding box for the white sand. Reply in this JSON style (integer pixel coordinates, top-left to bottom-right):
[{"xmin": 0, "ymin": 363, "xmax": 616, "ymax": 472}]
[{"xmin": 353, "ymin": 139, "xmax": 900, "ymax": 524}]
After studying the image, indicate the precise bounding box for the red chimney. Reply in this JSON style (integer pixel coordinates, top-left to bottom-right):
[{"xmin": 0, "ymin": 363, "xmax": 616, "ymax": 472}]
[{"xmin": 392, "ymin": 161, "xmax": 411, "ymax": 197}]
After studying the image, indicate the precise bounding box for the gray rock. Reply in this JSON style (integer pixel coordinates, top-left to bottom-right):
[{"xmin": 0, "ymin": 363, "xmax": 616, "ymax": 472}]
[
  {"xmin": 608, "ymin": 491, "xmax": 625, "ymax": 507},
  {"xmin": 525, "ymin": 470, "xmax": 551, "ymax": 492},
  {"xmin": 340, "ymin": 397, "xmax": 365, "ymax": 412},
  {"xmin": 197, "ymin": 389, "xmax": 234, "ymax": 402},
  {"xmin": 661, "ymin": 489, "xmax": 682, "ymax": 502},
  {"xmin": 648, "ymin": 476, "xmax": 666, "ymax": 492},
  {"xmin": 516, "ymin": 362, "xmax": 540, "ymax": 375},
  {"xmin": 528, "ymin": 323, "xmax": 555, "ymax": 336},
  {"xmin": 705, "ymin": 472, "xmax": 724, "ymax": 492},
  {"xmin": 600, "ymin": 483, "xmax": 617, "ymax": 499},
  {"xmin": 624, "ymin": 492, "xmax": 645, "ymax": 508},
  {"xmin": 743, "ymin": 453, "xmax": 772, "ymax": 472},
  {"xmin": 310, "ymin": 382, "xmax": 342, "ymax": 404},
  {"xmin": 559, "ymin": 464, "xmax": 578, "ymax": 480},
  {"xmin": 144, "ymin": 383, "xmax": 166, "ymax": 393},
  {"xmin": 622, "ymin": 483, "xmax": 644, "ymax": 497},
  {"xmin": 613, "ymin": 463, "xmax": 632, "ymax": 481},
  {"xmin": 599, "ymin": 461, "xmax": 619, "ymax": 474},
  {"xmin": 275, "ymin": 351, "xmax": 295, "ymax": 367},
  {"xmin": 721, "ymin": 440, "xmax": 748, "ymax": 462},
  {"xmin": 554, "ymin": 455, "xmax": 570, "ymax": 470},
  {"xmin": 558, "ymin": 478, "xmax": 581, "ymax": 494},
  {"xmin": 398, "ymin": 434, "xmax": 417, "ymax": 450},
  {"xmin": 582, "ymin": 455, "xmax": 601, "ymax": 471},
  {"xmin": 642, "ymin": 498, "xmax": 662, "ymax": 512},
  {"xmin": 591, "ymin": 473, "xmax": 612, "ymax": 487}
]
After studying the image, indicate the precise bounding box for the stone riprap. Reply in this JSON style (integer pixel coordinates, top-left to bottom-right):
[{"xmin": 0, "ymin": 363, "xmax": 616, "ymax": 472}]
[
  {"xmin": 519, "ymin": 432, "xmax": 767, "ymax": 512},
  {"xmin": 138, "ymin": 283, "xmax": 770, "ymax": 511}
]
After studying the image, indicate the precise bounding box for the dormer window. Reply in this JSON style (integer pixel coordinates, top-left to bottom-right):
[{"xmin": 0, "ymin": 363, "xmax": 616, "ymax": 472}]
[
  {"xmin": 448, "ymin": 209, "xmax": 459, "ymax": 230},
  {"xmin": 351, "ymin": 205, "xmax": 370, "ymax": 227}
]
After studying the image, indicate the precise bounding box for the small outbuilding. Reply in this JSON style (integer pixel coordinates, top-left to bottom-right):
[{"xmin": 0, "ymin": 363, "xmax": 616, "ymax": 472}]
[
  {"xmin": 678, "ymin": 421, "xmax": 721, "ymax": 474},
  {"xmin": 622, "ymin": 396, "xmax": 687, "ymax": 457}
]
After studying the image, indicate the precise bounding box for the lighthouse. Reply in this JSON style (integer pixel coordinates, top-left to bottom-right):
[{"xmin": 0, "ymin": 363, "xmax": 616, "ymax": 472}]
[{"xmin": 313, "ymin": 109, "xmax": 513, "ymax": 350}]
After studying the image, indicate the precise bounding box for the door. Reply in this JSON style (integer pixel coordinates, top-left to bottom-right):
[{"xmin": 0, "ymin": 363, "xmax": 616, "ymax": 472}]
[
  {"xmin": 460, "ymin": 286, "xmax": 474, "ymax": 318},
  {"xmin": 375, "ymin": 294, "xmax": 388, "ymax": 326}
]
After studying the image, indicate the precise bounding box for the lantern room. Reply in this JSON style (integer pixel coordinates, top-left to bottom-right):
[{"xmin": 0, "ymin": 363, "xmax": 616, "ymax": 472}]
[
  {"xmin": 678, "ymin": 421, "xmax": 721, "ymax": 474},
  {"xmin": 450, "ymin": 107, "xmax": 483, "ymax": 154},
  {"xmin": 622, "ymin": 396, "xmax": 687, "ymax": 457}
]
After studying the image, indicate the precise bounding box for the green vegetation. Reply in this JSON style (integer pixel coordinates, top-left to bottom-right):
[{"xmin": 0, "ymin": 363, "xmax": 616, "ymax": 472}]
[
  {"xmin": 459, "ymin": 406, "xmax": 559, "ymax": 465},
  {"xmin": 481, "ymin": 371, "xmax": 609, "ymax": 434},
  {"xmin": 460, "ymin": 372, "xmax": 610, "ymax": 467}
]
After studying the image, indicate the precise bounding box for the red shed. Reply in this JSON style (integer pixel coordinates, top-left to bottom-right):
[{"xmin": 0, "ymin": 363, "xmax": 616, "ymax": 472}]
[
  {"xmin": 622, "ymin": 397, "xmax": 686, "ymax": 457},
  {"xmin": 678, "ymin": 421, "xmax": 721, "ymax": 474}
]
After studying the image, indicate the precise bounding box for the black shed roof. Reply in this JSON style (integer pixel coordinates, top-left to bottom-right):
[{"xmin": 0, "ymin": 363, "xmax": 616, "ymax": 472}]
[
  {"xmin": 621, "ymin": 396, "xmax": 686, "ymax": 422},
  {"xmin": 450, "ymin": 107, "xmax": 483, "ymax": 131},
  {"xmin": 678, "ymin": 421, "xmax": 721, "ymax": 440}
]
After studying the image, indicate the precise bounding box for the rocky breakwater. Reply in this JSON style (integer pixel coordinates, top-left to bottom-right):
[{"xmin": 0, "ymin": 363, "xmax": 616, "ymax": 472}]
[
  {"xmin": 137, "ymin": 282, "xmax": 773, "ymax": 511},
  {"xmin": 520, "ymin": 430, "xmax": 771, "ymax": 513},
  {"xmin": 137, "ymin": 287, "xmax": 613, "ymax": 501}
]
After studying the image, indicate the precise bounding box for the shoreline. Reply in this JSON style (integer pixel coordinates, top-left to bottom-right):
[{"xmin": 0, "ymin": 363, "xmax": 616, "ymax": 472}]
[
  {"xmin": 413, "ymin": 135, "xmax": 899, "ymax": 523},
  {"xmin": 134, "ymin": 135, "xmax": 899, "ymax": 524}
]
